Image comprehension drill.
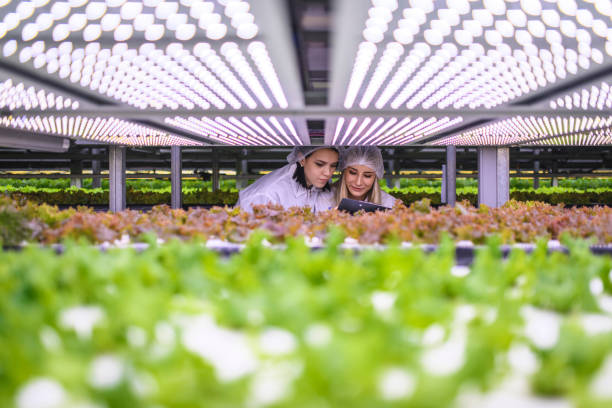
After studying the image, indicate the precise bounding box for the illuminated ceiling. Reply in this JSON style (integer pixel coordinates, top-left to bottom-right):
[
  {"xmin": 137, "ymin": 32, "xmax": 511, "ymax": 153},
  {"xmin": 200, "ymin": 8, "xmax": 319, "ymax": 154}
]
[{"xmin": 0, "ymin": 0, "xmax": 611, "ymax": 146}]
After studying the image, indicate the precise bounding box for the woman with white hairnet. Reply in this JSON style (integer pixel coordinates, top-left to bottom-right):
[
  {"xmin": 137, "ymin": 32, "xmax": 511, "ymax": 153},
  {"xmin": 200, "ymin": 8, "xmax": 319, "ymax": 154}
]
[
  {"xmin": 318, "ymin": 146, "xmax": 399, "ymax": 210},
  {"xmin": 237, "ymin": 146, "xmax": 339, "ymax": 213}
]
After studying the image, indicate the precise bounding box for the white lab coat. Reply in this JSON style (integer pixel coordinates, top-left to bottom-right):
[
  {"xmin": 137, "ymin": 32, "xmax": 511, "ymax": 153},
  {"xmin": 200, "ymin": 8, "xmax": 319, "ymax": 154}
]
[
  {"xmin": 380, "ymin": 190, "xmax": 399, "ymax": 208},
  {"xmin": 237, "ymin": 162, "xmax": 329, "ymax": 213},
  {"xmin": 316, "ymin": 187, "xmax": 399, "ymax": 211}
]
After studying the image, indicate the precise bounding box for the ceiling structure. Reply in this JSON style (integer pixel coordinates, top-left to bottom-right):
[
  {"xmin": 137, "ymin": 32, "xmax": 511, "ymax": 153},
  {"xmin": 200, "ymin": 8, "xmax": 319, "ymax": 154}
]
[{"xmin": 0, "ymin": 0, "xmax": 610, "ymax": 147}]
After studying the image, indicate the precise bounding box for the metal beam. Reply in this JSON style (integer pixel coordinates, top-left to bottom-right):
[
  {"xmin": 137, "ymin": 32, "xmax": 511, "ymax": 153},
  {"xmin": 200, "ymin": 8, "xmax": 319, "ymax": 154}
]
[
  {"xmin": 8, "ymin": 107, "xmax": 609, "ymax": 120},
  {"xmin": 5, "ymin": 171, "xmax": 612, "ymax": 180},
  {"xmin": 171, "ymin": 146, "xmax": 182, "ymax": 210},
  {"xmin": 478, "ymin": 147, "xmax": 509, "ymax": 208},
  {"xmin": 109, "ymin": 146, "xmax": 126, "ymax": 212},
  {"xmin": 0, "ymin": 128, "xmax": 70, "ymax": 152}
]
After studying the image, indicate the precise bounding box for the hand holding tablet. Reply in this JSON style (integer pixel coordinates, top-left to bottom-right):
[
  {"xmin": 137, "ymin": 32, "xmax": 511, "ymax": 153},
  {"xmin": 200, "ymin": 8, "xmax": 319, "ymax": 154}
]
[{"xmin": 337, "ymin": 198, "xmax": 390, "ymax": 214}]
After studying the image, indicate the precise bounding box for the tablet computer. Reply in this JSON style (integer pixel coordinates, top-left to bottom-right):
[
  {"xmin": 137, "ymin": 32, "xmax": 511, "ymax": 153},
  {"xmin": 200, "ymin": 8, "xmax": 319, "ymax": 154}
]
[{"xmin": 338, "ymin": 198, "xmax": 390, "ymax": 214}]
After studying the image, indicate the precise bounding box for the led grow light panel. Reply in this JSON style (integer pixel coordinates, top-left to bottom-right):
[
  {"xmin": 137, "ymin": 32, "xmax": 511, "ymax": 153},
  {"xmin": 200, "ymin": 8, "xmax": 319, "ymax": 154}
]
[
  {"xmin": 165, "ymin": 115, "xmax": 302, "ymax": 146},
  {"xmin": 549, "ymin": 81, "xmax": 612, "ymax": 110},
  {"xmin": 0, "ymin": 1, "xmax": 292, "ymax": 112},
  {"xmin": 332, "ymin": 115, "xmax": 463, "ymax": 145},
  {"xmin": 341, "ymin": 0, "xmax": 612, "ymax": 112},
  {"xmin": 0, "ymin": 114, "xmax": 202, "ymax": 146},
  {"xmin": 0, "ymin": 74, "xmax": 201, "ymax": 145},
  {"xmin": 432, "ymin": 115, "xmax": 612, "ymax": 145},
  {"xmin": 529, "ymin": 127, "xmax": 612, "ymax": 145},
  {"xmin": 0, "ymin": 77, "xmax": 80, "ymax": 110}
]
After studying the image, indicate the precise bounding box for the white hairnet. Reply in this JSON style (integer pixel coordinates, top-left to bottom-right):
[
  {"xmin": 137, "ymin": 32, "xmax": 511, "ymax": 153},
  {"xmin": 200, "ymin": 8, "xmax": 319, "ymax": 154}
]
[
  {"xmin": 339, "ymin": 146, "xmax": 385, "ymax": 179},
  {"xmin": 286, "ymin": 146, "xmax": 339, "ymax": 163}
]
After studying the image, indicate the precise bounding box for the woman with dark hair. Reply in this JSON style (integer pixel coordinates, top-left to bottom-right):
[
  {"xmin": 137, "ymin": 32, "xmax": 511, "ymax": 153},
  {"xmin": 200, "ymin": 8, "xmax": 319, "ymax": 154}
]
[
  {"xmin": 318, "ymin": 146, "xmax": 399, "ymax": 210},
  {"xmin": 237, "ymin": 146, "xmax": 339, "ymax": 213}
]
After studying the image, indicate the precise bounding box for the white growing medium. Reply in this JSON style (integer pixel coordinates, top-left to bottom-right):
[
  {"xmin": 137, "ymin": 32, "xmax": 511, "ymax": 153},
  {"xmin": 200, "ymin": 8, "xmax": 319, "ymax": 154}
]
[
  {"xmin": 88, "ymin": 354, "xmax": 126, "ymax": 390},
  {"xmin": 258, "ymin": 327, "xmax": 298, "ymax": 356},
  {"xmin": 343, "ymin": 0, "xmax": 612, "ymax": 113},
  {"xmin": 15, "ymin": 377, "xmax": 67, "ymax": 408},
  {"xmin": 333, "ymin": 115, "xmax": 463, "ymax": 145},
  {"xmin": 378, "ymin": 367, "xmax": 416, "ymax": 401},
  {"xmin": 434, "ymin": 115, "xmax": 612, "ymax": 146},
  {"xmin": 164, "ymin": 116, "xmax": 301, "ymax": 145},
  {"xmin": 0, "ymin": 114, "xmax": 201, "ymax": 146},
  {"xmin": 58, "ymin": 305, "xmax": 105, "ymax": 340},
  {"xmin": 0, "ymin": 0, "xmax": 290, "ymax": 116},
  {"xmin": 181, "ymin": 314, "xmax": 259, "ymax": 383}
]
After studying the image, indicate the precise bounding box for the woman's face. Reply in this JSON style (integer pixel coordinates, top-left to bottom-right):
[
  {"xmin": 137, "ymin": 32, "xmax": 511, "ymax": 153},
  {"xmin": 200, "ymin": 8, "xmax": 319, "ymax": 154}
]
[
  {"xmin": 344, "ymin": 165, "xmax": 376, "ymax": 200},
  {"xmin": 300, "ymin": 148, "xmax": 339, "ymax": 188}
]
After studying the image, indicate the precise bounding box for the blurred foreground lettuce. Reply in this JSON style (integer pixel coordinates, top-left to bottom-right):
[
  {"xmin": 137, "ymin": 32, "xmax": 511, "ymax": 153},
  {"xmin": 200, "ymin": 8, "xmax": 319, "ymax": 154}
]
[{"xmin": 0, "ymin": 237, "xmax": 611, "ymax": 407}]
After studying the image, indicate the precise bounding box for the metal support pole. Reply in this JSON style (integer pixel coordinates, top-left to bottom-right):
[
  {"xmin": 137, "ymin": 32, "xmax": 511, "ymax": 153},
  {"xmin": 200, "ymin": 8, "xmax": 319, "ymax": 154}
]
[
  {"xmin": 385, "ymin": 149, "xmax": 400, "ymax": 189},
  {"xmin": 445, "ymin": 145, "xmax": 457, "ymax": 207},
  {"xmin": 533, "ymin": 149, "xmax": 540, "ymax": 189},
  {"xmin": 70, "ymin": 160, "xmax": 83, "ymax": 188},
  {"xmin": 551, "ymin": 158, "xmax": 558, "ymax": 187},
  {"xmin": 212, "ymin": 151, "xmax": 220, "ymax": 192},
  {"xmin": 91, "ymin": 148, "xmax": 101, "ymax": 188},
  {"xmin": 171, "ymin": 146, "xmax": 182, "ymax": 209},
  {"xmin": 386, "ymin": 159, "xmax": 395, "ymax": 188},
  {"xmin": 109, "ymin": 145, "xmax": 126, "ymax": 212},
  {"xmin": 236, "ymin": 149, "xmax": 248, "ymax": 189},
  {"xmin": 478, "ymin": 147, "xmax": 509, "ymax": 208},
  {"xmin": 441, "ymin": 164, "xmax": 447, "ymax": 204}
]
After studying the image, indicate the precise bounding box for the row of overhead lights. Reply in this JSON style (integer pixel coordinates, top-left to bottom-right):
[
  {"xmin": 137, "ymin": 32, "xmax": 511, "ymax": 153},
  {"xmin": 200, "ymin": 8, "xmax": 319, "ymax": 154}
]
[
  {"xmin": 2, "ymin": 39, "xmax": 288, "ymax": 111},
  {"xmin": 0, "ymin": 78, "xmax": 80, "ymax": 110},
  {"xmin": 550, "ymin": 81, "xmax": 612, "ymax": 110},
  {"xmin": 433, "ymin": 115, "xmax": 612, "ymax": 145},
  {"xmin": 0, "ymin": 0, "xmax": 259, "ymax": 42},
  {"xmin": 332, "ymin": 116, "xmax": 463, "ymax": 145},
  {"xmin": 530, "ymin": 127, "xmax": 612, "ymax": 145},
  {"xmin": 0, "ymin": 114, "xmax": 202, "ymax": 146},
  {"xmin": 1, "ymin": 0, "xmax": 292, "ymax": 134},
  {"xmin": 165, "ymin": 116, "xmax": 302, "ymax": 145},
  {"xmin": 345, "ymin": 0, "xmax": 612, "ymax": 110},
  {"xmin": 0, "ymin": 54, "xmax": 300, "ymax": 147}
]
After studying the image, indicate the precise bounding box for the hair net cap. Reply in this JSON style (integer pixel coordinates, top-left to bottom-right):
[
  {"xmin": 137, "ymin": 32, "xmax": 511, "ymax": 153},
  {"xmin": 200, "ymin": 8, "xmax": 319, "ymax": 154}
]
[
  {"xmin": 286, "ymin": 146, "xmax": 339, "ymax": 164},
  {"xmin": 339, "ymin": 146, "xmax": 385, "ymax": 179}
]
